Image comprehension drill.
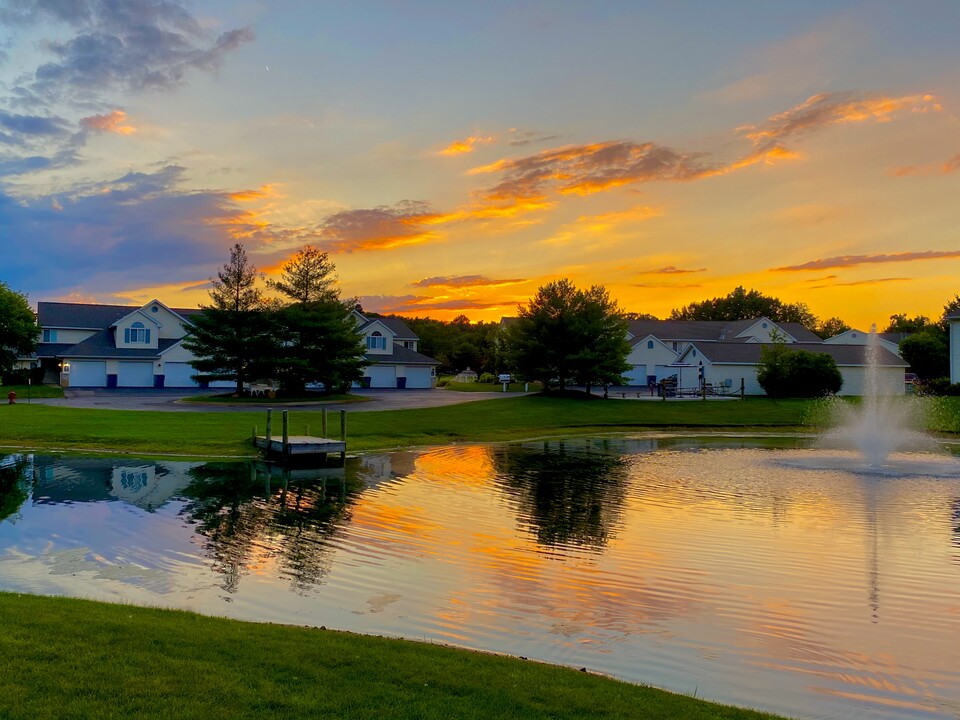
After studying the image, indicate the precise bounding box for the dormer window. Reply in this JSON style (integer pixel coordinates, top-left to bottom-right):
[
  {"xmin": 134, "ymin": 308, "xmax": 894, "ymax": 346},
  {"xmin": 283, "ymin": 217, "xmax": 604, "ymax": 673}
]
[
  {"xmin": 125, "ymin": 321, "xmax": 150, "ymax": 344},
  {"xmin": 366, "ymin": 331, "xmax": 387, "ymax": 350}
]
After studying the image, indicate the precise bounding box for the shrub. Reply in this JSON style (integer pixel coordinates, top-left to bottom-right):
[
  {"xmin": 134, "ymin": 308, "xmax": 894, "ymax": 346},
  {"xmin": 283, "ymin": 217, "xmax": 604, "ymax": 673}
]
[
  {"xmin": 919, "ymin": 377, "xmax": 953, "ymax": 396},
  {"xmin": 478, "ymin": 372, "xmax": 497, "ymax": 383},
  {"xmin": 435, "ymin": 379, "xmax": 449, "ymax": 388},
  {"xmin": 757, "ymin": 347, "xmax": 842, "ymax": 398}
]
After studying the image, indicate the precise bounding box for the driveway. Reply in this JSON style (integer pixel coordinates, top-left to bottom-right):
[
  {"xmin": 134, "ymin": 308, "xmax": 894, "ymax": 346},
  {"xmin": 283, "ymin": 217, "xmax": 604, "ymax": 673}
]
[{"xmin": 27, "ymin": 387, "xmax": 530, "ymax": 412}]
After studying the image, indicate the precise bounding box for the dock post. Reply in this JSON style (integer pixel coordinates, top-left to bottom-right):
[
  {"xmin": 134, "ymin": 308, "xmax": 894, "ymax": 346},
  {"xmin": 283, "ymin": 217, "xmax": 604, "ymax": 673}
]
[
  {"xmin": 251, "ymin": 425, "xmax": 257, "ymax": 445},
  {"xmin": 340, "ymin": 409, "xmax": 346, "ymax": 464},
  {"xmin": 282, "ymin": 410, "xmax": 289, "ymax": 456},
  {"xmin": 265, "ymin": 410, "xmax": 273, "ymax": 452},
  {"xmin": 322, "ymin": 409, "xmax": 328, "ymax": 438}
]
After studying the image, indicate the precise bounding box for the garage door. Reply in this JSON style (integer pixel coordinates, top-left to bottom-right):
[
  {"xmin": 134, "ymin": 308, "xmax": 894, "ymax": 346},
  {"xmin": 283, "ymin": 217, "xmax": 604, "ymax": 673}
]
[
  {"xmin": 69, "ymin": 360, "xmax": 107, "ymax": 387},
  {"xmin": 118, "ymin": 361, "xmax": 155, "ymax": 387},
  {"xmin": 163, "ymin": 362, "xmax": 200, "ymax": 387},
  {"xmin": 366, "ymin": 365, "xmax": 397, "ymax": 388},
  {"xmin": 405, "ymin": 367, "xmax": 433, "ymax": 389}
]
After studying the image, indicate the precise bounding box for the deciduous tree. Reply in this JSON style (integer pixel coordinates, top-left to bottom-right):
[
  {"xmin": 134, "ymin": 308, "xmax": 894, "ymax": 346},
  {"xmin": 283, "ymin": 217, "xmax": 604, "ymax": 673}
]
[
  {"xmin": 0, "ymin": 282, "xmax": 39, "ymax": 382},
  {"xmin": 670, "ymin": 286, "xmax": 817, "ymax": 328}
]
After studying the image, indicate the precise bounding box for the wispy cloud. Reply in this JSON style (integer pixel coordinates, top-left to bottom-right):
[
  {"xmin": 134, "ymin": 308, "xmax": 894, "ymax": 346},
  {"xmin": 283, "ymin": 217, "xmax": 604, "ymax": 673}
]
[
  {"xmin": 412, "ymin": 275, "xmax": 525, "ymax": 289},
  {"xmin": 739, "ymin": 91, "xmax": 940, "ymax": 150},
  {"xmin": 772, "ymin": 250, "xmax": 960, "ymax": 272},
  {"xmin": 79, "ymin": 110, "xmax": 136, "ymax": 135},
  {"xmin": 891, "ymin": 153, "xmax": 960, "ymax": 177},
  {"xmin": 633, "ymin": 282, "xmax": 704, "ymax": 289},
  {"xmin": 637, "ymin": 265, "xmax": 706, "ymax": 275},
  {"xmin": 809, "ymin": 277, "xmax": 910, "ymax": 290},
  {"xmin": 359, "ymin": 294, "xmax": 508, "ymax": 315},
  {"xmin": 507, "ymin": 128, "xmax": 560, "ymax": 147},
  {"xmin": 541, "ymin": 205, "xmax": 660, "ymax": 247},
  {"xmin": 439, "ymin": 135, "xmax": 495, "ymax": 156}
]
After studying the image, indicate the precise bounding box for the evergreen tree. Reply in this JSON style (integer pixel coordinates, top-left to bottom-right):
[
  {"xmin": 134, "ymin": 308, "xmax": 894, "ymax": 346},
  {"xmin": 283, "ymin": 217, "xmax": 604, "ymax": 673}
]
[
  {"xmin": 506, "ymin": 279, "xmax": 630, "ymax": 394},
  {"xmin": 0, "ymin": 282, "xmax": 39, "ymax": 382},
  {"xmin": 182, "ymin": 243, "xmax": 272, "ymax": 395},
  {"xmin": 269, "ymin": 246, "xmax": 368, "ymax": 393}
]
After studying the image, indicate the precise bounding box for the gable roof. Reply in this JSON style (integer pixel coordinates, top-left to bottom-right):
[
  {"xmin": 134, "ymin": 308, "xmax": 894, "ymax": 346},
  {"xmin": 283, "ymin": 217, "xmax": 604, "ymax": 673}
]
[
  {"xmin": 365, "ymin": 345, "xmax": 439, "ymax": 365},
  {"xmin": 38, "ymin": 302, "xmax": 200, "ymax": 329},
  {"xmin": 679, "ymin": 342, "xmax": 907, "ymax": 367},
  {"xmin": 59, "ymin": 330, "xmax": 181, "ymax": 358}
]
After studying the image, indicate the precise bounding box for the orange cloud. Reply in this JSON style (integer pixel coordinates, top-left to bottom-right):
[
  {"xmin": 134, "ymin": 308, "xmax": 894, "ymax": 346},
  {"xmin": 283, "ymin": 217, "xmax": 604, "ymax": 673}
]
[
  {"xmin": 809, "ymin": 277, "xmax": 910, "ymax": 289},
  {"xmin": 228, "ymin": 185, "xmax": 278, "ymax": 202},
  {"xmin": 772, "ymin": 250, "xmax": 960, "ymax": 271},
  {"xmin": 412, "ymin": 275, "xmax": 526, "ymax": 289},
  {"xmin": 79, "ymin": 110, "xmax": 136, "ymax": 135},
  {"xmin": 637, "ymin": 266, "xmax": 706, "ymax": 275},
  {"xmin": 439, "ymin": 135, "xmax": 495, "ymax": 156},
  {"xmin": 892, "ymin": 152, "xmax": 960, "ymax": 177},
  {"xmin": 740, "ymin": 92, "xmax": 940, "ymax": 147},
  {"xmin": 316, "ymin": 201, "xmax": 454, "ymax": 252}
]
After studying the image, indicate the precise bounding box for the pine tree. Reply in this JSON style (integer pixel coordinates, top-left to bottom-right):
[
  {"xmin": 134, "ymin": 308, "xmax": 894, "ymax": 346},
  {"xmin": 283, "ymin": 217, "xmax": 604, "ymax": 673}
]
[{"xmin": 182, "ymin": 244, "xmax": 272, "ymax": 395}]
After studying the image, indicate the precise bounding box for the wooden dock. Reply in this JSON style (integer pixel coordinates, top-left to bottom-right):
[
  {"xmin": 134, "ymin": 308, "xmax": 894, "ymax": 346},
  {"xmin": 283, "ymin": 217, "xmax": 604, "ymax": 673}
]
[{"xmin": 252, "ymin": 408, "xmax": 347, "ymax": 464}]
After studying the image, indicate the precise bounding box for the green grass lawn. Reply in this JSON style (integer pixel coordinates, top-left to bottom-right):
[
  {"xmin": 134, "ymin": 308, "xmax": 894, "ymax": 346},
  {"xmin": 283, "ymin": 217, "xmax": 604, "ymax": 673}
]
[
  {"xmin": 0, "ymin": 383, "xmax": 64, "ymax": 400},
  {"xmin": 0, "ymin": 592, "xmax": 784, "ymax": 720},
  {"xmin": 0, "ymin": 395, "xmax": 827, "ymax": 457}
]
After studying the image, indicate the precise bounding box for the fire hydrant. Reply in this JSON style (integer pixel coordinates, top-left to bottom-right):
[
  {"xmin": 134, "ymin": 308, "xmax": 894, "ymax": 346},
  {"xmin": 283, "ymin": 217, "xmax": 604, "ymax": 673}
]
[{"xmin": 7, "ymin": 391, "xmax": 15, "ymax": 404}]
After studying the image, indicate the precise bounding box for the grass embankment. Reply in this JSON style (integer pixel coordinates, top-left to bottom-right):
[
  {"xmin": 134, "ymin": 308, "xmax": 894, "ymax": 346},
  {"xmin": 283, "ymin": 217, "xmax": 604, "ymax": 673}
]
[
  {"xmin": 0, "ymin": 384, "xmax": 63, "ymax": 399},
  {"xmin": 0, "ymin": 395, "xmax": 826, "ymax": 457},
  {"xmin": 0, "ymin": 592, "xmax": 783, "ymax": 720}
]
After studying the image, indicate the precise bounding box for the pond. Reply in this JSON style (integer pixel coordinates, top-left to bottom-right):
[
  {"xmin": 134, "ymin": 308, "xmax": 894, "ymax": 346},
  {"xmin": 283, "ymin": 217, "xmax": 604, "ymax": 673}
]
[{"xmin": 2, "ymin": 437, "xmax": 959, "ymax": 720}]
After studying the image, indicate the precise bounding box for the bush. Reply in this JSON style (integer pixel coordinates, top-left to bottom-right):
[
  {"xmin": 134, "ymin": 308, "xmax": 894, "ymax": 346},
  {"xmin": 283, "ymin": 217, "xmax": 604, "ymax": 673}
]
[
  {"xmin": 477, "ymin": 372, "xmax": 497, "ymax": 383},
  {"xmin": 757, "ymin": 347, "xmax": 842, "ymax": 398},
  {"xmin": 435, "ymin": 379, "xmax": 449, "ymax": 388},
  {"xmin": 918, "ymin": 377, "xmax": 954, "ymax": 396}
]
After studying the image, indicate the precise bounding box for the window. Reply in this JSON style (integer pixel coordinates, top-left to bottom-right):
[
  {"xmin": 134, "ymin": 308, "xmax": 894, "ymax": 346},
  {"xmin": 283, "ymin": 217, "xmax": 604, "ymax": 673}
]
[
  {"xmin": 404, "ymin": 341, "xmax": 415, "ymax": 349},
  {"xmin": 151, "ymin": 305, "xmax": 159, "ymax": 313},
  {"xmin": 647, "ymin": 340, "xmax": 654, "ymax": 349},
  {"xmin": 124, "ymin": 321, "xmax": 150, "ymax": 344},
  {"xmin": 366, "ymin": 331, "xmax": 387, "ymax": 350},
  {"xmin": 42, "ymin": 329, "xmax": 58, "ymax": 342}
]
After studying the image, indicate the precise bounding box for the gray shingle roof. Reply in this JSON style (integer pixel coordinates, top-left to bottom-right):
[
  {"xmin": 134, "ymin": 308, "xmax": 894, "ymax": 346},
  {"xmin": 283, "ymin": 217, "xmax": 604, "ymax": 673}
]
[
  {"xmin": 33, "ymin": 342, "xmax": 76, "ymax": 358},
  {"xmin": 626, "ymin": 318, "xmax": 824, "ymax": 343},
  {"xmin": 38, "ymin": 302, "xmax": 199, "ymax": 329},
  {"xmin": 59, "ymin": 330, "xmax": 181, "ymax": 358},
  {"xmin": 365, "ymin": 345, "xmax": 439, "ymax": 365},
  {"xmin": 683, "ymin": 342, "xmax": 907, "ymax": 367}
]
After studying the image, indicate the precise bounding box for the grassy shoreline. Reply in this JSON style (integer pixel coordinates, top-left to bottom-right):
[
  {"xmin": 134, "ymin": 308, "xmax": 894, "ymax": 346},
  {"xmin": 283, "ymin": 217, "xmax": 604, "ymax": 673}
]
[
  {"xmin": 0, "ymin": 395, "xmax": 828, "ymax": 458},
  {"xmin": 1, "ymin": 394, "xmax": 957, "ymax": 459},
  {"xmin": 0, "ymin": 592, "xmax": 786, "ymax": 720}
]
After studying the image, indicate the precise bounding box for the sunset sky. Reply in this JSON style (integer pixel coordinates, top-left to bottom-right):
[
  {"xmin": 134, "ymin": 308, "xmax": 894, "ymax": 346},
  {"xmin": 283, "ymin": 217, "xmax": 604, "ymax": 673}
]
[{"xmin": 1, "ymin": 1, "xmax": 959, "ymax": 328}]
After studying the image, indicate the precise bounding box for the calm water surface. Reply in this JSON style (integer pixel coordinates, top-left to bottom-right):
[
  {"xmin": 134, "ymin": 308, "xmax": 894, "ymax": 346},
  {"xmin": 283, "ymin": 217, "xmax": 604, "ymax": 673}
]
[{"xmin": 1, "ymin": 437, "xmax": 959, "ymax": 720}]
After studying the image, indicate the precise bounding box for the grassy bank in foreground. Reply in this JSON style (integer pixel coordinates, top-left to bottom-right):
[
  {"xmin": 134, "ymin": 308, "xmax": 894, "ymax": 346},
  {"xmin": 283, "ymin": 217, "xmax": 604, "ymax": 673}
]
[
  {"xmin": 0, "ymin": 395, "xmax": 822, "ymax": 456},
  {"xmin": 0, "ymin": 593, "xmax": 783, "ymax": 720}
]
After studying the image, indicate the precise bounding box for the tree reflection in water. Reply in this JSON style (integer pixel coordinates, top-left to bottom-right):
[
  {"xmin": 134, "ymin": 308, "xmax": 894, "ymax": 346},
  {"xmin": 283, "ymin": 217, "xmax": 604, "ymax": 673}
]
[
  {"xmin": 490, "ymin": 440, "xmax": 629, "ymax": 552},
  {"xmin": 180, "ymin": 462, "xmax": 361, "ymax": 595},
  {"xmin": 0, "ymin": 454, "xmax": 31, "ymax": 524}
]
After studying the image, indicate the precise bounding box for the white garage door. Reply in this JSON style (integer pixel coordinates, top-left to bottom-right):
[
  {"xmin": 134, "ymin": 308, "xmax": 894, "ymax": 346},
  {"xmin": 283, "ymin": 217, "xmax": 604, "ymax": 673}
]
[
  {"xmin": 69, "ymin": 361, "xmax": 107, "ymax": 387},
  {"xmin": 118, "ymin": 361, "xmax": 155, "ymax": 387},
  {"xmin": 366, "ymin": 365, "xmax": 397, "ymax": 388},
  {"xmin": 164, "ymin": 362, "xmax": 200, "ymax": 388},
  {"xmin": 405, "ymin": 367, "xmax": 433, "ymax": 389}
]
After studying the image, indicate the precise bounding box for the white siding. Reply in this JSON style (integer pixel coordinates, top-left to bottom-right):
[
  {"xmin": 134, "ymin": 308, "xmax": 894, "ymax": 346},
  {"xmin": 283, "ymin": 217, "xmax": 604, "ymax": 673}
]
[
  {"xmin": 69, "ymin": 361, "xmax": 107, "ymax": 387},
  {"xmin": 118, "ymin": 361, "xmax": 155, "ymax": 387},
  {"xmin": 951, "ymin": 320, "xmax": 960, "ymax": 385}
]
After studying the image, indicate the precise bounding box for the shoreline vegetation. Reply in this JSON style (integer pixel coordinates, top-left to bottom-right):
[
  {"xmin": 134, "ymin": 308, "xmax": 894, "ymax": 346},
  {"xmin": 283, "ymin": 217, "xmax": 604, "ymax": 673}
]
[
  {"xmin": 0, "ymin": 592, "xmax": 785, "ymax": 720},
  {"xmin": 0, "ymin": 394, "xmax": 957, "ymax": 458}
]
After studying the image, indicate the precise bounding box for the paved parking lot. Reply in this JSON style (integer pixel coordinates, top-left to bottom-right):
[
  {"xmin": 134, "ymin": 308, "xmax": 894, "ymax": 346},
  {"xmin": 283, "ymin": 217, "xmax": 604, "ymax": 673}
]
[{"xmin": 27, "ymin": 387, "xmax": 529, "ymax": 412}]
